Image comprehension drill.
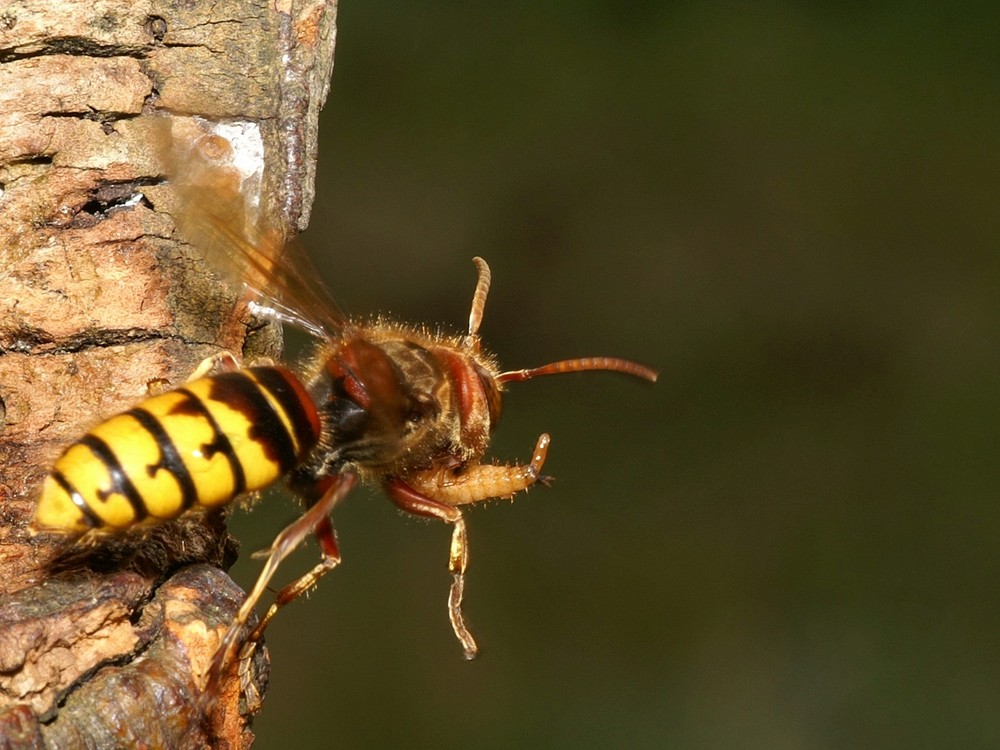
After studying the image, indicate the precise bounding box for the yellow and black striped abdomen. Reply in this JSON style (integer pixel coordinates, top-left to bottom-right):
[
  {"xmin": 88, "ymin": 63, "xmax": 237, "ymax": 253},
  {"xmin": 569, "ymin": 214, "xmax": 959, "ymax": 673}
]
[{"xmin": 35, "ymin": 366, "xmax": 321, "ymax": 535}]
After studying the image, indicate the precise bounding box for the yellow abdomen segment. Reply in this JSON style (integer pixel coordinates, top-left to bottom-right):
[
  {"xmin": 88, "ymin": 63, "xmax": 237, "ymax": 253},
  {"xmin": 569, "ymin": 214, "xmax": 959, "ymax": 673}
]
[{"xmin": 35, "ymin": 367, "xmax": 320, "ymax": 535}]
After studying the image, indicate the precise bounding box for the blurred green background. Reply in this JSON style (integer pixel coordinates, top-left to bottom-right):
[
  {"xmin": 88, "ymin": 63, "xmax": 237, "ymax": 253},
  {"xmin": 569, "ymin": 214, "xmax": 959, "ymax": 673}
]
[{"xmin": 227, "ymin": 2, "xmax": 1000, "ymax": 748}]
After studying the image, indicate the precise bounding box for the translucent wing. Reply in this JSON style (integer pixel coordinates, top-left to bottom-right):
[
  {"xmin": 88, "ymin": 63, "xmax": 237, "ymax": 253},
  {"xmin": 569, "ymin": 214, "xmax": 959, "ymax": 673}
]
[{"xmin": 155, "ymin": 116, "xmax": 348, "ymax": 339}]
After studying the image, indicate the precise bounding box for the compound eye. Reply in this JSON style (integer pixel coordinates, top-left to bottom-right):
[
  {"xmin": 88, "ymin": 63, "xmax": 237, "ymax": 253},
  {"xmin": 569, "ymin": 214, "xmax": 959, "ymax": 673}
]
[{"xmin": 474, "ymin": 364, "xmax": 502, "ymax": 430}]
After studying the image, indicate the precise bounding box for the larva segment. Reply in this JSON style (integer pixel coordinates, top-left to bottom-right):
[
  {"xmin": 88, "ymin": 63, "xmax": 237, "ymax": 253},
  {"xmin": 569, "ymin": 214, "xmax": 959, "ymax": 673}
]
[{"xmin": 405, "ymin": 433, "xmax": 552, "ymax": 506}]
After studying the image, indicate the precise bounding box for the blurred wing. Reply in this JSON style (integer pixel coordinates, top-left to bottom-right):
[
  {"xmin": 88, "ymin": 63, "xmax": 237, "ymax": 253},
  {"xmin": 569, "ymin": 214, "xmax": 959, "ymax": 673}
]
[{"xmin": 156, "ymin": 116, "xmax": 348, "ymax": 339}]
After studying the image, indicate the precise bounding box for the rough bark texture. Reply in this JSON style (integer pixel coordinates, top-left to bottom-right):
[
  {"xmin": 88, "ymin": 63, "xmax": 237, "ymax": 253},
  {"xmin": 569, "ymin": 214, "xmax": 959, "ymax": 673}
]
[{"xmin": 0, "ymin": 1, "xmax": 337, "ymax": 747}]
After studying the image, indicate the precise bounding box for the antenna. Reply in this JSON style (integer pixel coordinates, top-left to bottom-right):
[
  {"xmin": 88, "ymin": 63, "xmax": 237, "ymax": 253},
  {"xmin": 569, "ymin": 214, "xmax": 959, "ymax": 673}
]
[
  {"xmin": 464, "ymin": 257, "xmax": 492, "ymax": 351},
  {"xmin": 462, "ymin": 256, "xmax": 658, "ymax": 385},
  {"xmin": 498, "ymin": 357, "xmax": 658, "ymax": 384}
]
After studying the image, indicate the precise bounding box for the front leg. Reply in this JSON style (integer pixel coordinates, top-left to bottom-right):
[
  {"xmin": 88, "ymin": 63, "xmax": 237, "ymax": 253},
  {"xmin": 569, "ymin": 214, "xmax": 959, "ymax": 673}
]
[
  {"xmin": 384, "ymin": 434, "xmax": 552, "ymax": 659},
  {"xmin": 385, "ymin": 480, "xmax": 477, "ymax": 659}
]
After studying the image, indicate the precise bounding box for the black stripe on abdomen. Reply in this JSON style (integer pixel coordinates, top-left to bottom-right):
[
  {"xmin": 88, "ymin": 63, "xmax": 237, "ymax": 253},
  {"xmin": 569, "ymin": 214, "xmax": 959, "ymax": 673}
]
[
  {"xmin": 51, "ymin": 470, "xmax": 102, "ymax": 528},
  {"xmin": 209, "ymin": 371, "xmax": 298, "ymax": 474},
  {"xmin": 80, "ymin": 434, "xmax": 147, "ymax": 522},
  {"xmin": 126, "ymin": 406, "xmax": 200, "ymax": 511},
  {"xmin": 249, "ymin": 367, "xmax": 320, "ymax": 458},
  {"xmin": 171, "ymin": 387, "xmax": 247, "ymax": 497}
]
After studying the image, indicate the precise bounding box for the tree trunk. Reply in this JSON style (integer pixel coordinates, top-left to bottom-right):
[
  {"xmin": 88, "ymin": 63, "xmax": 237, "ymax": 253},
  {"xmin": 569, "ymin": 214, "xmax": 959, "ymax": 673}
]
[{"xmin": 0, "ymin": 1, "xmax": 337, "ymax": 747}]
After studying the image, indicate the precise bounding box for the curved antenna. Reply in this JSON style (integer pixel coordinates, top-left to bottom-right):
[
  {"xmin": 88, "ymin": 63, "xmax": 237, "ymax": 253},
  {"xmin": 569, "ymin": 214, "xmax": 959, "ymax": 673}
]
[
  {"xmin": 462, "ymin": 257, "xmax": 657, "ymax": 385},
  {"xmin": 498, "ymin": 357, "xmax": 658, "ymax": 384},
  {"xmin": 464, "ymin": 256, "xmax": 492, "ymax": 350}
]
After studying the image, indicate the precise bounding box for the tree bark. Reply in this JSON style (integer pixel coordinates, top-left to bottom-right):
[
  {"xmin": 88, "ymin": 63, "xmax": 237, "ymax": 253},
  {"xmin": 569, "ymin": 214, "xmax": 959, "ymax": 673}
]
[{"xmin": 0, "ymin": 1, "xmax": 337, "ymax": 747}]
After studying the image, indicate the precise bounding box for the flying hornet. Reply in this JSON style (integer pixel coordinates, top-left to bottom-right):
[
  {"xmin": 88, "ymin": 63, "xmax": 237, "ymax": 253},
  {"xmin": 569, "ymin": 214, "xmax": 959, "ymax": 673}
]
[{"xmin": 33, "ymin": 117, "xmax": 657, "ymax": 699}]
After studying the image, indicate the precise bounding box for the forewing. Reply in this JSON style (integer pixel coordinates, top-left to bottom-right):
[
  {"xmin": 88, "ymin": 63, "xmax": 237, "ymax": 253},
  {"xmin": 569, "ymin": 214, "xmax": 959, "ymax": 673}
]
[{"xmin": 155, "ymin": 116, "xmax": 348, "ymax": 339}]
